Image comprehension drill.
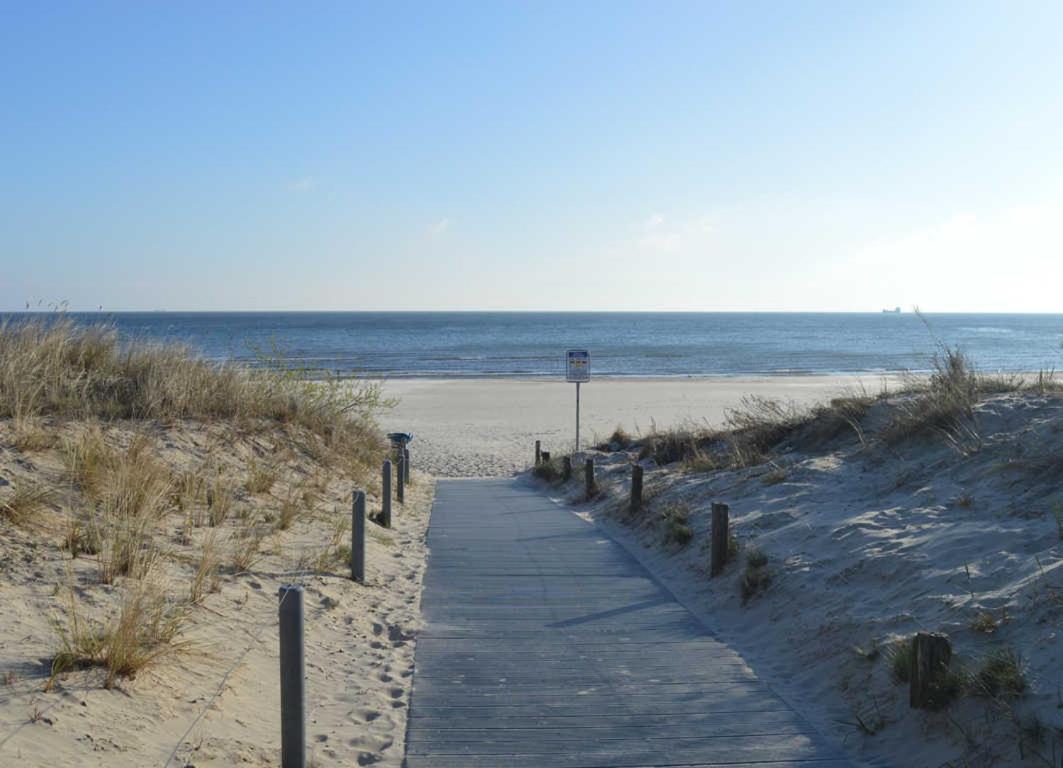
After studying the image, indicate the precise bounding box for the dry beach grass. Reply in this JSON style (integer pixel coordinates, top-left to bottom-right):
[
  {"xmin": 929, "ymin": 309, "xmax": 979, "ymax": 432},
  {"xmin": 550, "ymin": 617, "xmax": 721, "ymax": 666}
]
[{"xmin": 0, "ymin": 318, "xmax": 432, "ymax": 767}]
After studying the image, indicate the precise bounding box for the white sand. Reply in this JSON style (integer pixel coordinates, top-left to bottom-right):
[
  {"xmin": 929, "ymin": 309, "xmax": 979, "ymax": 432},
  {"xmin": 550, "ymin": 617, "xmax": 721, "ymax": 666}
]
[{"xmin": 379, "ymin": 375, "xmax": 900, "ymax": 477}]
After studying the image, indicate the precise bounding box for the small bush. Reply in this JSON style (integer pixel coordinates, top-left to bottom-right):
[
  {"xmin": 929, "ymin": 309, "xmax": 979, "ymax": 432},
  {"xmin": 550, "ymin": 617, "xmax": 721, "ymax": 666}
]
[{"xmin": 972, "ymin": 648, "xmax": 1026, "ymax": 698}]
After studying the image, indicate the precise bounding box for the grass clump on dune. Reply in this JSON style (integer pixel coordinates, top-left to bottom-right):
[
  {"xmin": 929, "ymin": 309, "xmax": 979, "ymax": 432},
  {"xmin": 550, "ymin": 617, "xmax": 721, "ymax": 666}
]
[
  {"xmin": 50, "ymin": 577, "xmax": 188, "ymax": 690},
  {"xmin": 0, "ymin": 316, "xmax": 388, "ymax": 471},
  {"xmin": 740, "ymin": 547, "xmax": 771, "ymax": 603},
  {"xmin": 0, "ymin": 479, "xmax": 56, "ymax": 525}
]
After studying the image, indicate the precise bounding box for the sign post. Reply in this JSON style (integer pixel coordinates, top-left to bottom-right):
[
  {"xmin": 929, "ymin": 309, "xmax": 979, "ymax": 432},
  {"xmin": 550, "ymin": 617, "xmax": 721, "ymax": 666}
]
[{"xmin": 566, "ymin": 349, "xmax": 590, "ymax": 453}]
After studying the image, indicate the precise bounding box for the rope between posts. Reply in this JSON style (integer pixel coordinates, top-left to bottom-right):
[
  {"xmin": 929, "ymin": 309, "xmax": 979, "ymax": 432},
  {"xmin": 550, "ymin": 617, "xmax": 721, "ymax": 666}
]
[{"xmin": 162, "ymin": 564, "xmax": 314, "ymax": 767}]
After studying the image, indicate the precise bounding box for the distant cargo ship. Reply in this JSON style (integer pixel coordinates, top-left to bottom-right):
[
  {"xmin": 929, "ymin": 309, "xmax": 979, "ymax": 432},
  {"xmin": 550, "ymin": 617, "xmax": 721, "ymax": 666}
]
[{"xmin": 882, "ymin": 307, "xmax": 901, "ymax": 314}]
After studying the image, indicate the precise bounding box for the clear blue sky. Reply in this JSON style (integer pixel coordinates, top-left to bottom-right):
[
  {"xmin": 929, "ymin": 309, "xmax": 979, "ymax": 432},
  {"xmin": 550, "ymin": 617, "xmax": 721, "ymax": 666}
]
[{"xmin": 3, "ymin": 1, "xmax": 1062, "ymax": 311}]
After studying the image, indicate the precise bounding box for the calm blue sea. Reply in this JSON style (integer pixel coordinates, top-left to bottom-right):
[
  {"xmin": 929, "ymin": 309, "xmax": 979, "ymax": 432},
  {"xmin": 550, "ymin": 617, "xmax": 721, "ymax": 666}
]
[{"xmin": 6, "ymin": 312, "xmax": 1063, "ymax": 378}]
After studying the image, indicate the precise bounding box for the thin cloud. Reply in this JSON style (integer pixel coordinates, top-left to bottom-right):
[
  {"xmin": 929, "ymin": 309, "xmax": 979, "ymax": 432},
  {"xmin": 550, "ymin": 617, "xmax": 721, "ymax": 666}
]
[
  {"xmin": 288, "ymin": 177, "xmax": 316, "ymax": 192},
  {"xmin": 429, "ymin": 217, "xmax": 451, "ymax": 236}
]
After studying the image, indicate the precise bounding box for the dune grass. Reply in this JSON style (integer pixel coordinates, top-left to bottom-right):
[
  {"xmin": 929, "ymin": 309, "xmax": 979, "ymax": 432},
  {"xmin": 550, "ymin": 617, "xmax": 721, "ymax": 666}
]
[
  {"xmin": 50, "ymin": 576, "xmax": 188, "ymax": 689},
  {"xmin": 0, "ymin": 316, "xmax": 388, "ymax": 470},
  {"xmin": 2, "ymin": 317, "xmax": 393, "ymax": 692},
  {"xmin": 0, "ymin": 479, "xmax": 56, "ymax": 525}
]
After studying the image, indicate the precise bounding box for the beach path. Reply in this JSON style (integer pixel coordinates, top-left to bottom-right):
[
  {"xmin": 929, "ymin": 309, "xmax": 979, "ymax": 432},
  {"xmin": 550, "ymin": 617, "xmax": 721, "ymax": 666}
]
[{"xmin": 405, "ymin": 478, "xmax": 849, "ymax": 767}]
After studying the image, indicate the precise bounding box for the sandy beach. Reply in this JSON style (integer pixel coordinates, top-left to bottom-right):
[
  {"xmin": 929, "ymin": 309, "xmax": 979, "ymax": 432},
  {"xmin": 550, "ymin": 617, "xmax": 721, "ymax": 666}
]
[{"xmin": 379, "ymin": 375, "xmax": 901, "ymax": 477}]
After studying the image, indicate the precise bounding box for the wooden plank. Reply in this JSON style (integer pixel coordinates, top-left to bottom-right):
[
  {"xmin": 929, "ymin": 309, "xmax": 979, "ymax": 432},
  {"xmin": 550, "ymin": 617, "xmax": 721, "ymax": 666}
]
[{"xmin": 405, "ymin": 479, "xmax": 849, "ymax": 767}]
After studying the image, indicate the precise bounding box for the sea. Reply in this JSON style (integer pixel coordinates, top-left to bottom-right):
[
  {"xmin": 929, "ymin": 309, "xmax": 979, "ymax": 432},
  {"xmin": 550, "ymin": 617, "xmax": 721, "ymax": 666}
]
[{"xmin": 6, "ymin": 312, "xmax": 1063, "ymax": 379}]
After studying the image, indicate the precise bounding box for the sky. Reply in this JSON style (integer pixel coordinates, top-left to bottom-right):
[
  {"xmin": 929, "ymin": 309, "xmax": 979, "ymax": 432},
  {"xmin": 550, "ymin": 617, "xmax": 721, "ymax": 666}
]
[{"xmin": 3, "ymin": 1, "xmax": 1063, "ymax": 312}]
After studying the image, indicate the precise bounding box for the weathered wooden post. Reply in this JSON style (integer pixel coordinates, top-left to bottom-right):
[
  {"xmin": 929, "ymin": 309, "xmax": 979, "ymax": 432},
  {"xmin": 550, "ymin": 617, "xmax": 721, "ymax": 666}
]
[
  {"xmin": 710, "ymin": 502, "xmax": 730, "ymax": 577},
  {"xmin": 910, "ymin": 632, "xmax": 953, "ymax": 709},
  {"xmin": 351, "ymin": 490, "xmax": 365, "ymax": 583},
  {"xmin": 535, "ymin": 440, "xmax": 541, "ymax": 466},
  {"xmin": 396, "ymin": 454, "xmax": 405, "ymax": 505},
  {"xmin": 381, "ymin": 460, "xmax": 392, "ymax": 529},
  {"xmin": 630, "ymin": 464, "xmax": 644, "ymax": 513},
  {"xmin": 403, "ymin": 447, "xmax": 411, "ymax": 486},
  {"xmin": 562, "ymin": 456, "xmax": 572, "ymax": 481},
  {"xmin": 278, "ymin": 584, "xmax": 305, "ymax": 768},
  {"xmin": 541, "ymin": 450, "xmax": 551, "ymax": 464},
  {"xmin": 584, "ymin": 458, "xmax": 596, "ymax": 498}
]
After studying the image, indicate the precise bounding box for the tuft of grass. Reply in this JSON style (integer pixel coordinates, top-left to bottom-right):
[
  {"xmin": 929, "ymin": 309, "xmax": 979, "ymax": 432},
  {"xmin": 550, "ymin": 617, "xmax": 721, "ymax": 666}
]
[
  {"xmin": 682, "ymin": 449, "xmax": 719, "ymax": 474},
  {"xmin": 602, "ymin": 426, "xmax": 632, "ymax": 450},
  {"xmin": 970, "ymin": 610, "xmax": 998, "ymax": 634},
  {"xmin": 0, "ymin": 479, "xmax": 56, "ymax": 525},
  {"xmin": 93, "ymin": 436, "xmax": 172, "ymax": 583},
  {"xmin": 972, "ymin": 648, "xmax": 1026, "ymax": 699},
  {"xmin": 886, "ymin": 639, "xmax": 913, "ymax": 683},
  {"xmin": 881, "ymin": 344, "xmax": 1020, "ymax": 448},
  {"xmin": 229, "ymin": 530, "xmax": 265, "ymax": 574},
  {"xmin": 61, "ymin": 426, "xmax": 110, "ymax": 498},
  {"xmin": 50, "ymin": 579, "xmax": 187, "ymax": 689},
  {"xmin": 206, "ymin": 478, "xmax": 234, "ymax": 527},
  {"xmin": 761, "ymin": 464, "xmax": 788, "ymax": 485},
  {"xmin": 189, "ymin": 533, "xmax": 220, "ymax": 605},
  {"xmin": 532, "ymin": 458, "xmax": 561, "ymax": 482},
  {"xmin": 245, "ymin": 459, "xmax": 278, "ymax": 495},
  {"xmin": 12, "ymin": 421, "xmax": 58, "ymax": 452},
  {"xmin": 740, "ymin": 548, "xmax": 771, "ymax": 603},
  {"xmin": 277, "ymin": 495, "xmax": 301, "ymax": 531},
  {"xmin": 62, "ymin": 516, "xmax": 101, "ymax": 557},
  {"xmin": 639, "ymin": 427, "xmax": 700, "ymax": 466}
]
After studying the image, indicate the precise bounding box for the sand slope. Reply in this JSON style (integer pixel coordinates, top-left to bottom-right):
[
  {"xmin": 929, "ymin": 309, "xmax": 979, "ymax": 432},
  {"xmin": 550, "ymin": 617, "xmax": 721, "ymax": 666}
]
[
  {"xmin": 0, "ymin": 420, "xmax": 433, "ymax": 767},
  {"xmin": 541, "ymin": 391, "xmax": 1063, "ymax": 767}
]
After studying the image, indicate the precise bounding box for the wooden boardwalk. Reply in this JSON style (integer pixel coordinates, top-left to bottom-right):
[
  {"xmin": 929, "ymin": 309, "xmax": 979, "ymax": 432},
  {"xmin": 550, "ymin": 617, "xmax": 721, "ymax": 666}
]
[{"xmin": 405, "ymin": 478, "xmax": 849, "ymax": 768}]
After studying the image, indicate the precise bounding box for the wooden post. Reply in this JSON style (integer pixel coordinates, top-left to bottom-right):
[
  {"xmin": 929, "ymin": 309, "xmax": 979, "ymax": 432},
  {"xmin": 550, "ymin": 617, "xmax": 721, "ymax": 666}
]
[
  {"xmin": 910, "ymin": 632, "xmax": 953, "ymax": 709},
  {"xmin": 541, "ymin": 450, "xmax": 551, "ymax": 464},
  {"xmin": 535, "ymin": 440, "xmax": 541, "ymax": 466},
  {"xmin": 278, "ymin": 585, "xmax": 305, "ymax": 768},
  {"xmin": 710, "ymin": 502, "xmax": 730, "ymax": 577},
  {"xmin": 396, "ymin": 454, "xmax": 405, "ymax": 505},
  {"xmin": 562, "ymin": 456, "xmax": 572, "ymax": 481},
  {"xmin": 381, "ymin": 460, "xmax": 392, "ymax": 529},
  {"xmin": 351, "ymin": 490, "xmax": 365, "ymax": 583},
  {"xmin": 584, "ymin": 459, "xmax": 596, "ymax": 498},
  {"xmin": 630, "ymin": 464, "xmax": 644, "ymax": 513},
  {"xmin": 403, "ymin": 447, "xmax": 411, "ymax": 486}
]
